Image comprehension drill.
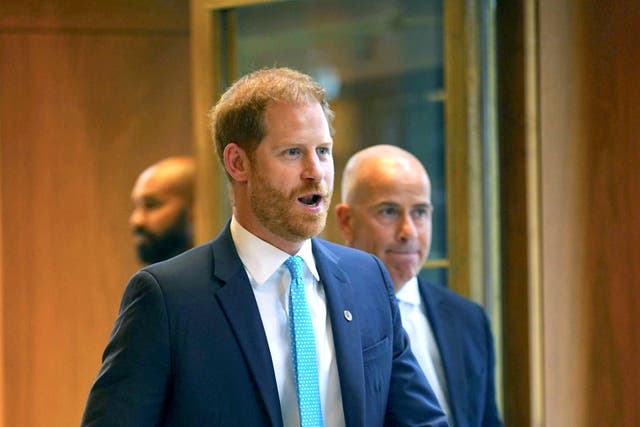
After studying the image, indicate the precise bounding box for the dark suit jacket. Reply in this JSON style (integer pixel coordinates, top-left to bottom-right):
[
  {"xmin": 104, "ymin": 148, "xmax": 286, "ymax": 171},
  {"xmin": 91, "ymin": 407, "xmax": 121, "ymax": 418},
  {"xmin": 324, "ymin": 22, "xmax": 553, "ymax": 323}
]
[
  {"xmin": 418, "ymin": 279, "xmax": 503, "ymax": 427},
  {"xmin": 81, "ymin": 223, "xmax": 449, "ymax": 427}
]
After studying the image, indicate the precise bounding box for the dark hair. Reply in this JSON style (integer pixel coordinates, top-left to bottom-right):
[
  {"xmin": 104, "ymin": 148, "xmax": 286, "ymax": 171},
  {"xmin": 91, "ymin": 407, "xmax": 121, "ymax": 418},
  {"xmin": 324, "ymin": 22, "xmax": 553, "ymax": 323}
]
[{"xmin": 208, "ymin": 67, "xmax": 335, "ymax": 174}]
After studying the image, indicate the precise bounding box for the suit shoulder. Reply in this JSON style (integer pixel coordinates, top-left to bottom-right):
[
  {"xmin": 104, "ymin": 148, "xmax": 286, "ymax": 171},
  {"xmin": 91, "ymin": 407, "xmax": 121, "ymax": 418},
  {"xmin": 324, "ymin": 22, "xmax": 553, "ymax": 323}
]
[
  {"xmin": 313, "ymin": 238, "xmax": 393, "ymax": 293},
  {"xmin": 313, "ymin": 238, "xmax": 380, "ymax": 263},
  {"xmin": 420, "ymin": 279, "xmax": 487, "ymax": 318},
  {"xmin": 141, "ymin": 241, "xmax": 214, "ymax": 284}
]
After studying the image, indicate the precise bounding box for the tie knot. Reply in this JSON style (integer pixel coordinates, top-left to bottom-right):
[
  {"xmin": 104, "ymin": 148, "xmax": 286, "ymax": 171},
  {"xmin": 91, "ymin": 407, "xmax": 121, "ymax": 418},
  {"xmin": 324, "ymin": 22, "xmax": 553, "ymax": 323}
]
[
  {"xmin": 285, "ymin": 255, "xmax": 304, "ymax": 280},
  {"xmin": 285, "ymin": 256, "xmax": 306, "ymax": 298}
]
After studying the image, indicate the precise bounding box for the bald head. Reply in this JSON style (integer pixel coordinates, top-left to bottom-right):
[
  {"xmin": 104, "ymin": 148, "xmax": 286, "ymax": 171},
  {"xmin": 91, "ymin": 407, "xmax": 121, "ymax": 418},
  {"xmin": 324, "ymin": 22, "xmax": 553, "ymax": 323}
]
[
  {"xmin": 129, "ymin": 156, "xmax": 196, "ymax": 264},
  {"xmin": 136, "ymin": 156, "xmax": 196, "ymax": 205},
  {"xmin": 341, "ymin": 144, "xmax": 429, "ymax": 205},
  {"xmin": 336, "ymin": 145, "xmax": 432, "ymax": 290}
]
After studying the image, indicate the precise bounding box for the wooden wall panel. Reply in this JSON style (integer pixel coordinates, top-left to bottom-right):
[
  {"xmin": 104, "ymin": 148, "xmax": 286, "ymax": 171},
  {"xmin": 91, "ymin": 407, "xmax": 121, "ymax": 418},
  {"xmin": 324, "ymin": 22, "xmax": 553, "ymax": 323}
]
[
  {"xmin": 501, "ymin": 0, "xmax": 640, "ymax": 425},
  {"xmin": 539, "ymin": 2, "xmax": 590, "ymax": 426},
  {"xmin": 0, "ymin": 0, "xmax": 188, "ymax": 31},
  {"xmin": 580, "ymin": 2, "xmax": 640, "ymax": 425},
  {"xmin": 0, "ymin": 95, "xmax": 4, "ymax": 427},
  {"xmin": 0, "ymin": 2, "xmax": 191, "ymax": 426},
  {"xmin": 538, "ymin": 0, "xmax": 640, "ymax": 425}
]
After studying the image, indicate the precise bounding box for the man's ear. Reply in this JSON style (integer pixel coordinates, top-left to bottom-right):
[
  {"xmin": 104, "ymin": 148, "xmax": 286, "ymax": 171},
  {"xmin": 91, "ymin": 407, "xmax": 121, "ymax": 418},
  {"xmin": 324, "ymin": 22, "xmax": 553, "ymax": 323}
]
[
  {"xmin": 335, "ymin": 203, "xmax": 354, "ymax": 244},
  {"xmin": 223, "ymin": 143, "xmax": 250, "ymax": 182}
]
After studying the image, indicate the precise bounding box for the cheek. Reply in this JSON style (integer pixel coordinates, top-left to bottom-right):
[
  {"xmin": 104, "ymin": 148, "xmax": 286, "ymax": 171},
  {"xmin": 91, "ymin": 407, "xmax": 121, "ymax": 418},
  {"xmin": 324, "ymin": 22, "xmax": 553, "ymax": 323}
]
[
  {"xmin": 414, "ymin": 228, "xmax": 431, "ymax": 270},
  {"xmin": 149, "ymin": 206, "xmax": 182, "ymax": 231},
  {"xmin": 324, "ymin": 162, "xmax": 334, "ymax": 185},
  {"xmin": 353, "ymin": 223, "xmax": 389, "ymax": 256},
  {"xmin": 415, "ymin": 219, "xmax": 432, "ymax": 243},
  {"xmin": 258, "ymin": 163, "xmax": 291, "ymax": 188},
  {"xmin": 422, "ymin": 224, "xmax": 433, "ymax": 249}
]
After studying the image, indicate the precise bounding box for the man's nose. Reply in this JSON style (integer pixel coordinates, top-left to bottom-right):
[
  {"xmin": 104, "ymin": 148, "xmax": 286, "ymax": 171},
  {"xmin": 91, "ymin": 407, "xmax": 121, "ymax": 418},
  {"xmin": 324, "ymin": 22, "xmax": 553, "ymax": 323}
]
[
  {"xmin": 129, "ymin": 208, "xmax": 144, "ymax": 228},
  {"xmin": 397, "ymin": 213, "xmax": 418, "ymax": 240},
  {"xmin": 301, "ymin": 153, "xmax": 325, "ymax": 181}
]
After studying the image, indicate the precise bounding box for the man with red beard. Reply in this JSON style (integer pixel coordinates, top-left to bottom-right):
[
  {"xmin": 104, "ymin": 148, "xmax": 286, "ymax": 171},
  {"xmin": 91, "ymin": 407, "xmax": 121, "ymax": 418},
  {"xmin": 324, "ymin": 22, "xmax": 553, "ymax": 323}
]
[
  {"xmin": 336, "ymin": 145, "xmax": 503, "ymax": 427},
  {"xmin": 82, "ymin": 68, "xmax": 449, "ymax": 427},
  {"xmin": 129, "ymin": 156, "xmax": 195, "ymax": 265}
]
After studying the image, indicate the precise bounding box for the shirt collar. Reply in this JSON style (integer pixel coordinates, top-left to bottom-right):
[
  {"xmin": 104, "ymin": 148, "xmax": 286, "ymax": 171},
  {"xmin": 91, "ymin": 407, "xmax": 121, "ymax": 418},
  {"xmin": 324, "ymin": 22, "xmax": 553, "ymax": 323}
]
[
  {"xmin": 395, "ymin": 276, "xmax": 421, "ymax": 306},
  {"xmin": 230, "ymin": 216, "xmax": 319, "ymax": 285}
]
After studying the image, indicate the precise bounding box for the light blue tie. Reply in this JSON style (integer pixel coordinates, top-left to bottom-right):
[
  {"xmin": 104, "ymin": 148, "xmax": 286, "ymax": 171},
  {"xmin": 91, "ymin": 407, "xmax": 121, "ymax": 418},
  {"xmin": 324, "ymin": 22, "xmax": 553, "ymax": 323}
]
[{"xmin": 285, "ymin": 256, "xmax": 323, "ymax": 427}]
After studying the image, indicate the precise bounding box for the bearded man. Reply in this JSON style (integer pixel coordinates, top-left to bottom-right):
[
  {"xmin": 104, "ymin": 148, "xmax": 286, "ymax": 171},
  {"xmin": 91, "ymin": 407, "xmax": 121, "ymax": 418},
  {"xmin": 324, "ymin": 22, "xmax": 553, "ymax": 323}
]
[{"xmin": 82, "ymin": 68, "xmax": 448, "ymax": 427}]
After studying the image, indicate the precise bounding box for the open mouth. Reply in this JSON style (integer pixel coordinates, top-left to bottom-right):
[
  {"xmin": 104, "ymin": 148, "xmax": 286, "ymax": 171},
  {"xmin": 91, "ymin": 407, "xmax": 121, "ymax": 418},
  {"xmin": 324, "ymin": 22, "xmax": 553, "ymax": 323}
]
[{"xmin": 297, "ymin": 194, "xmax": 322, "ymax": 207}]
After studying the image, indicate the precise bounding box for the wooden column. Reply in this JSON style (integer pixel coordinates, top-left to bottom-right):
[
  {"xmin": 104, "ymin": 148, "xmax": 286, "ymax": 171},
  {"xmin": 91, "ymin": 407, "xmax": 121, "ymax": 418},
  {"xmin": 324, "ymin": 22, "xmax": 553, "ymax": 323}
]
[{"xmin": 500, "ymin": 0, "xmax": 640, "ymax": 425}]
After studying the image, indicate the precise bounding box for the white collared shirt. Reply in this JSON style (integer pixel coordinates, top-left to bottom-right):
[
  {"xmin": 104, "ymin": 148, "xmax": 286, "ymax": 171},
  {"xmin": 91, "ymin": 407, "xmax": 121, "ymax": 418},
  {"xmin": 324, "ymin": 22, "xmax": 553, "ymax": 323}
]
[
  {"xmin": 396, "ymin": 277, "xmax": 453, "ymax": 425},
  {"xmin": 230, "ymin": 217, "xmax": 345, "ymax": 427}
]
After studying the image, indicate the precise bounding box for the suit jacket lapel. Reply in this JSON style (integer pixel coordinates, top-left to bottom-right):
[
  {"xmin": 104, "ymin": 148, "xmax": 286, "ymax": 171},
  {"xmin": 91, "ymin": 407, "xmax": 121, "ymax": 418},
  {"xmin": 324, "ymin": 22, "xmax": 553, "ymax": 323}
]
[
  {"xmin": 313, "ymin": 240, "xmax": 365, "ymax": 427},
  {"xmin": 419, "ymin": 279, "xmax": 467, "ymax": 427},
  {"xmin": 211, "ymin": 225, "xmax": 283, "ymax": 427}
]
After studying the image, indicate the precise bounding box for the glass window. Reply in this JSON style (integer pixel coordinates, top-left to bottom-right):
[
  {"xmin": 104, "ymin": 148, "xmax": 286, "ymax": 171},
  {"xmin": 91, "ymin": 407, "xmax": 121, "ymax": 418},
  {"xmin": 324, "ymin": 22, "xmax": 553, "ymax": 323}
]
[
  {"xmin": 230, "ymin": 0, "xmax": 448, "ymax": 283},
  {"xmin": 193, "ymin": 0, "xmax": 502, "ymax": 413}
]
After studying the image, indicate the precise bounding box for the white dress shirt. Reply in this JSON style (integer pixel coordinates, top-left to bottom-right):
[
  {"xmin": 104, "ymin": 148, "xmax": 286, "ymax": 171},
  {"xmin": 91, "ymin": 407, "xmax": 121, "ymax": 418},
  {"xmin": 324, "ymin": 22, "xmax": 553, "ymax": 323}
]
[
  {"xmin": 396, "ymin": 277, "xmax": 453, "ymax": 425},
  {"xmin": 230, "ymin": 217, "xmax": 345, "ymax": 427}
]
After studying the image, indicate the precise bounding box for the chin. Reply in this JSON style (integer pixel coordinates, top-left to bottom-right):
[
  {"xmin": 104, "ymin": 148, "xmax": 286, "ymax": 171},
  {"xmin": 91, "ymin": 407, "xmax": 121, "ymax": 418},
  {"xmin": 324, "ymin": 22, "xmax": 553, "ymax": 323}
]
[
  {"xmin": 296, "ymin": 214, "xmax": 327, "ymax": 236},
  {"xmin": 390, "ymin": 267, "xmax": 417, "ymax": 284},
  {"xmin": 295, "ymin": 223, "xmax": 325, "ymax": 240}
]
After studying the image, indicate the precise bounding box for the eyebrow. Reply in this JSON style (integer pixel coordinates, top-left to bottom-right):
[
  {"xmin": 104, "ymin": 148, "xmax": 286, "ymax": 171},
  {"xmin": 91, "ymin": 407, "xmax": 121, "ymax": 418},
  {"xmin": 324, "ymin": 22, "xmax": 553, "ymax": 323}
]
[
  {"xmin": 373, "ymin": 201, "xmax": 400, "ymax": 209},
  {"xmin": 413, "ymin": 202, "xmax": 433, "ymax": 209},
  {"xmin": 133, "ymin": 195, "xmax": 163, "ymax": 205},
  {"xmin": 373, "ymin": 201, "xmax": 433, "ymax": 209}
]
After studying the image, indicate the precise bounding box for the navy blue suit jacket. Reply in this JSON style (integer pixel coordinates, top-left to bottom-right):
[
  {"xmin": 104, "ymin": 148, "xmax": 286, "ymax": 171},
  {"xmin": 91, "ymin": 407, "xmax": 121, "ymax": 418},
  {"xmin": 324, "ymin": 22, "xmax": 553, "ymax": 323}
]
[
  {"xmin": 418, "ymin": 279, "xmax": 503, "ymax": 427},
  {"xmin": 82, "ymin": 224, "xmax": 449, "ymax": 427}
]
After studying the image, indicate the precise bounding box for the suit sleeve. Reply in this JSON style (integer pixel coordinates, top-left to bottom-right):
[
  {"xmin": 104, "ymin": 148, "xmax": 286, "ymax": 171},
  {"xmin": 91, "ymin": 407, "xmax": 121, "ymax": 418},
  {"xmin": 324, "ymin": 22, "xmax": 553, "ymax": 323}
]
[
  {"xmin": 375, "ymin": 259, "xmax": 449, "ymax": 427},
  {"xmin": 81, "ymin": 271, "xmax": 171, "ymax": 426}
]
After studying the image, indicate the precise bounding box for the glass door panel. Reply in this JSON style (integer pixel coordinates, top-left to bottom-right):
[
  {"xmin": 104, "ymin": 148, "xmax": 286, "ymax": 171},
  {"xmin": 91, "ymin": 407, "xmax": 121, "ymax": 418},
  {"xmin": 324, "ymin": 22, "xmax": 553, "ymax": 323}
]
[{"xmin": 229, "ymin": 0, "xmax": 448, "ymax": 285}]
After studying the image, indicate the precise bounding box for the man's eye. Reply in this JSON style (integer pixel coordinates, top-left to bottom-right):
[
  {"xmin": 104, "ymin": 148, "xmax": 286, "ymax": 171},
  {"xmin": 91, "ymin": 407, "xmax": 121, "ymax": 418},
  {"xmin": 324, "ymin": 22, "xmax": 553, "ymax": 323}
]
[
  {"xmin": 411, "ymin": 207, "xmax": 433, "ymax": 222},
  {"xmin": 144, "ymin": 201, "xmax": 162, "ymax": 210},
  {"xmin": 285, "ymin": 148, "xmax": 300, "ymax": 157},
  {"xmin": 381, "ymin": 207, "xmax": 397, "ymax": 216},
  {"xmin": 317, "ymin": 146, "xmax": 331, "ymax": 156}
]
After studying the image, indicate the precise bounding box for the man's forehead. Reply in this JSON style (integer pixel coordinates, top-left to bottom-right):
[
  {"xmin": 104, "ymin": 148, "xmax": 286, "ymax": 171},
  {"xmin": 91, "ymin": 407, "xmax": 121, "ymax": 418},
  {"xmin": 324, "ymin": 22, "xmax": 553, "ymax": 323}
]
[
  {"xmin": 132, "ymin": 185, "xmax": 175, "ymax": 203},
  {"xmin": 134, "ymin": 173, "xmax": 179, "ymax": 196},
  {"xmin": 359, "ymin": 175, "xmax": 429, "ymax": 197}
]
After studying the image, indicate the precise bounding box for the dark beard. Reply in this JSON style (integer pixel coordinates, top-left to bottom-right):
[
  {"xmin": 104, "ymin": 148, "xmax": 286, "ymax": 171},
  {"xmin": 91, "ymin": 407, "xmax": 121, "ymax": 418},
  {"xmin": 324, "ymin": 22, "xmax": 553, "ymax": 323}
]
[{"xmin": 134, "ymin": 210, "xmax": 193, "ymax": 265}]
